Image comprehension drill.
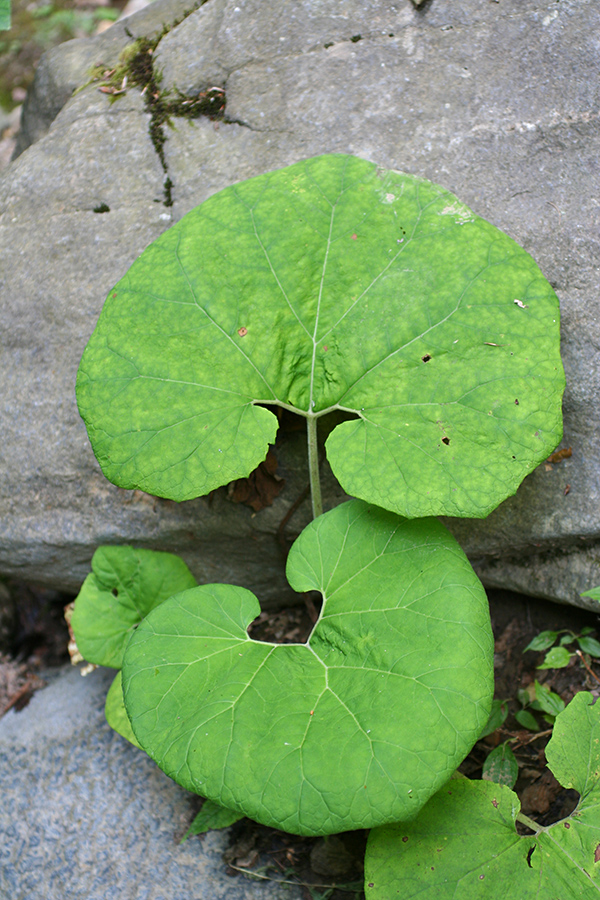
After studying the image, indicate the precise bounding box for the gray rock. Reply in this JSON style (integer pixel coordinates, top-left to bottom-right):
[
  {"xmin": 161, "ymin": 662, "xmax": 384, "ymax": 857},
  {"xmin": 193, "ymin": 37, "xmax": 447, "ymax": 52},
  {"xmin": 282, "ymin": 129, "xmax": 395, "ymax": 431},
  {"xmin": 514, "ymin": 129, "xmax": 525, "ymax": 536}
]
[
  {"xmin": 1, "ymin": 0, "xmax": 599, "ymax": 609},
  {"xmin": 0, "ymin": 665, "xmax": 300, "ymax": 899},
  {"xmin": 13, "ymin": 0, "xmax": 206, "ymax": 158}
]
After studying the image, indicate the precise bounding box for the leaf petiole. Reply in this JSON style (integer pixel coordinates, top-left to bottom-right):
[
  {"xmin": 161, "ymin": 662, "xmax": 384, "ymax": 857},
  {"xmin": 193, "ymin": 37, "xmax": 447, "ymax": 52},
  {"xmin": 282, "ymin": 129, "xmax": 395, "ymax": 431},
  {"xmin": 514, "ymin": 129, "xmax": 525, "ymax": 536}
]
[
  {"xmin": 515, "ymin": 811, "xmax": 544, "ymax": 834},
  {"xmin": 307, "ymin": 414, "xmax": 323, "ymax": 519}
]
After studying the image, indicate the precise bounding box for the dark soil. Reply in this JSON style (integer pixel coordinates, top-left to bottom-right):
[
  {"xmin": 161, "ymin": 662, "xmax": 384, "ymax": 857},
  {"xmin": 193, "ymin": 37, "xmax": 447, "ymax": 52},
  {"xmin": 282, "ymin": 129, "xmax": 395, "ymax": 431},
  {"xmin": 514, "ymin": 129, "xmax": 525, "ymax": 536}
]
[{"xmin": 2, "ymin": 579, "xmax": 599, "ymax": 900}]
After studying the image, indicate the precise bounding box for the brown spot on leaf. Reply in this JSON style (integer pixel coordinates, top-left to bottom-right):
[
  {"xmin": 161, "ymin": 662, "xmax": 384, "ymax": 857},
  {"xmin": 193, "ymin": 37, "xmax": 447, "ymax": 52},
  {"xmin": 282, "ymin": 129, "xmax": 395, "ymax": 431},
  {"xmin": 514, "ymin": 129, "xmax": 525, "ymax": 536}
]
[
  {"xmin": 492, "ymin": 798, "xmax": 498, "ymax": 808},
  {"xmin": 351, "ymin": 233, "xmax": 358, "ymax": 240},
  {"xmin": 237, "ymin": 326, "xmax": 248, "ymax": 337},
  {"xmin": 595, "ymin": 844, "xmax": 600, "ymax": 863},
  {"xmin": 564, "ymin": 822, "xmax": 570, "ymax": 829},
  {"xmin": 402, "ymin": 836, "xmax": 408, "ymax": 843}
]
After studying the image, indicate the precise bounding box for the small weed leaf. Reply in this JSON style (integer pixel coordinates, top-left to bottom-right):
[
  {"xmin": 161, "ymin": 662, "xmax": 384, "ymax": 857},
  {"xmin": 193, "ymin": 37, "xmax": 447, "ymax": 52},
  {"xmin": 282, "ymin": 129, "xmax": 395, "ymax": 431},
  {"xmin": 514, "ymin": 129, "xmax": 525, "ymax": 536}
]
[
  {"xmin": 482, "ymin": 743, "xmax": 518, "ymax": 788},
  {"xmin": 523, "ymin": 630, "xmax": 559, "ymax": 652},
  {"xmin": 538, "ymin": 646, "xmax": 572, "ymax": 669},
  {"xmin": 77, "ymin": 154, "xmax": 564, "ymax": 519},
  {"xmin": 514, "ymin": 708, "xmax": 540, "ymax": 732},
  {"xmin": 182, "ymin": 801, "xmax": 244, "ymax": 840},
  {"xmin": 581, "ymin": 587, "xmax": 600, "ymax": 604},
  {"xmin": 365, "ymin": 692, "xmax": 600, "ymax": 899},
  {"xmin": 122, "ymin": 500, "xmax": 493, "ymax": 836},
  {"xmin": 578, "ymin": 636, "xmax": 600, "ymax": 658},
  {"xmin": 478, "ymin": 699, "xmax": 508, "ymax": 738},
  {"xmin": 71, "ymin": 546, "xmax": 197, "ymax": 668},
  {"xmin": 532, "ymin": 680, "xmax": 565, "ymax": 718}
]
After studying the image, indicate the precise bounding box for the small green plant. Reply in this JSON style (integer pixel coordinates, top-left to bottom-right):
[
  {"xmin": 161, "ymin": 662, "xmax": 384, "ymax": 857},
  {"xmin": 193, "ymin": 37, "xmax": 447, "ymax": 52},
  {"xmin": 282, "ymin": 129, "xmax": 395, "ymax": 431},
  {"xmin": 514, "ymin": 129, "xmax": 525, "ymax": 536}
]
[
  {"xmin": 516, "ymin": 679, "xmax": 566, "ymax": 729},
  {"xmin": 72, "ymin": 154, "xmax": 569, "ymax": 888},
  {"xmin": 524, "ymin": 627, "xmax": 600, "ymax": 670}
]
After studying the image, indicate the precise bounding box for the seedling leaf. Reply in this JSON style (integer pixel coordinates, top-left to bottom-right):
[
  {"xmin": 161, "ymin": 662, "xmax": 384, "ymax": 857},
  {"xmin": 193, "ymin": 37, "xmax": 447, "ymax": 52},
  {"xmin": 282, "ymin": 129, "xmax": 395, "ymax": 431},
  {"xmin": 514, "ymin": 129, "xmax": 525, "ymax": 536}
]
[
  {"xmin": 71, "ymin": 546, "xmax": 197, "ymax": 668},
  {"xmin": 537, "ymin": 646, "xmax": 572, "ymax": 669},
  {"xmin": 182, "ymin": 800, "xmax": 244, "ymax": 839},
  {"xmin": 122, "ymin": 500, "xmax": 493, "ymax": 836},
  {"xmin": 523, "ymin": 630, "xmax": 558, "ymax": 652},
  {"xmin": 533, "ymin": 680, "xmax": 565, "ymax": 717},
  {"xmin": 365, "ymin": 692, "xmax": 600, "ymax": 899},
  {"xmin": 482, "ymin": 743, "xmax": 518, "ymax": 788},
  {"xmin": 77, "ymin": 154, "xmax": 564, "ymax": 519},
  {"xmin": 514, "ymin": 709, "xmax": 540, "ymax": 731},
  {"xmin": 479, "ymin": 699, "xmax": 508, "ymax": 738},
  {"xmin": 578, "ymin": 636, "xmax": 600, "ymax": 658}
]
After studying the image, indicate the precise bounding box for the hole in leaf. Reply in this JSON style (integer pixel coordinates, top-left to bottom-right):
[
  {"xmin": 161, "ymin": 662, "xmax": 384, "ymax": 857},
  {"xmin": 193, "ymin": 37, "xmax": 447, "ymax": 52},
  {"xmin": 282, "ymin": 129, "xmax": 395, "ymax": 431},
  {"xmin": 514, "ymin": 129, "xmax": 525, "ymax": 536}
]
[
  {"xmin": 112, "ymin": 588, "xmax": 118, "ymax": 597},
  {"xmin": 247, "ymin": 593, "xmax": 323, "ymax": 645},
  {"xmin": 442, "ymin": 437, "xmax": 450, "ymax": 446},
  {"xmin": 526, "ymin": 846, "xmax": 535, "ymax": 868},
  {"xmin": 422, "ymin": 354, "xmax": 431, "ymax": 363}
]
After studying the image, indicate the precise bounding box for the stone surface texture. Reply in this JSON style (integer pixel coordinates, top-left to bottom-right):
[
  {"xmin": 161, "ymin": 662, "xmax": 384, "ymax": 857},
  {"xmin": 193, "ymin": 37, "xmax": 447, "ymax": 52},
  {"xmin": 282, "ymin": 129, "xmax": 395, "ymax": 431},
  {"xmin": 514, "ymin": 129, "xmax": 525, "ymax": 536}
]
[
  {"xmin": 0, "ymin": 665, "xmax": 300, "ymax": 899},
  {"xmin": 1, "ymin": 0, "xmax": 599, "ymax": 608}
]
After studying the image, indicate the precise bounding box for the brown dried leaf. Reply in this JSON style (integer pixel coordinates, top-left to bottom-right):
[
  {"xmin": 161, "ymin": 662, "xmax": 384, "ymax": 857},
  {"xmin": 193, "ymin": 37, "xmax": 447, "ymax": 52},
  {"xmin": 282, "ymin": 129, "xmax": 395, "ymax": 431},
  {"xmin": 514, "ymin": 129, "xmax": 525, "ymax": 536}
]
[{"xmin": 228, "ymin": 448, "xmax": 284, "ymax": 512}]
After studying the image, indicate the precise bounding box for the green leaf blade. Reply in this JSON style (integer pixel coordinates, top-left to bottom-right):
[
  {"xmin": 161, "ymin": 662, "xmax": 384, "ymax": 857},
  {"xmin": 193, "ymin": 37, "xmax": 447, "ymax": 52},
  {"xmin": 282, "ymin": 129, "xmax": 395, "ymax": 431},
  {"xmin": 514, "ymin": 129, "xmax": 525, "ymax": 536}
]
[
  {"xmin": 479, "ymin": 699, "xmax": 508, "ymax": 738},
  {"xmin": 366, "ymin": 691, "xmax": 600, "ymax": 899},
  {"xmin": 578, "ymin": 636, "xmax": 600, "ymax": 657},
  {"xmin": 122, "ymin": 500, "xmax": 493, "ymax": 836},
  {"xmin": 105, "ymin": 671, "xmax": 142, "ymax": 749},
  {"xmin": 182, "ymin": 800, "xmax": 243, "ymax": 840},
  {"xmin": 482, "ymin": 743, "xmax": 519, "ymax": 788},
  {"xmin": 524, "ymin": 631, "xmax": 559, "ymax": 652},
  {"xmin": 78, "ymin": 154, "xmax": 564, "ymax": 518},
  {"xmin": 70, "ymin": 546, "xmax": 197, "ymax": 667},
  {"xmin": 537, "ymin": 646, "xmax": 573, "ymax": 669}
]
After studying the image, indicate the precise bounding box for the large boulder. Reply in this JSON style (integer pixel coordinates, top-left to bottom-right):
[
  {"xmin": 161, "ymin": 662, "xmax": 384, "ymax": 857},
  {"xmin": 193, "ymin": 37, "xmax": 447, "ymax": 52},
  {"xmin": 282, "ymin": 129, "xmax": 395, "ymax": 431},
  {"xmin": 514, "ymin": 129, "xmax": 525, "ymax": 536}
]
[{"xmin": 1, "ymin": 0, "xmax": 599, "ymax": 609}]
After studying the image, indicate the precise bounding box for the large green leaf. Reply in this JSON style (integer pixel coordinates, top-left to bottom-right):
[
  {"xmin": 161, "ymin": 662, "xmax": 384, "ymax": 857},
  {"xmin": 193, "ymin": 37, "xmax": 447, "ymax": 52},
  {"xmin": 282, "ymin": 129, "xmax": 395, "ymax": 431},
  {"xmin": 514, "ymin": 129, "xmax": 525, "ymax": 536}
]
[
  {"xmin": 105, "ymin": 671, "xmax": 143, "ymax": 749},
  {"xmin": 365, "ymin": 691, "xmax": 600, "ymax": 898},
  {"xmin": 122, "ymin": 499, "xmax": 493, "ymax": 836},
  {"xmin": 71, "ymin": 546, "xmax": 197, "ymax": 668},
  {"xmin": 77, "ymin": 154, "xmax": 564, "ymax": 518}
]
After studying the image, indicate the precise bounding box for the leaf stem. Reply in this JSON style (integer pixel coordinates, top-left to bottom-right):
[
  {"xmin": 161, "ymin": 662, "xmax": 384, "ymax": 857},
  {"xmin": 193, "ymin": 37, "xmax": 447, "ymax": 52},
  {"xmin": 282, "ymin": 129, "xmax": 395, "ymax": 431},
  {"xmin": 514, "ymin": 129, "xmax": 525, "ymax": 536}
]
[
  {"xmin": 516, "ymin": 812, "xmax": 543, "ymax": 833},
  {"xmin": 307, "ymin": 415, "xmax": 323, "ymax": 519}
]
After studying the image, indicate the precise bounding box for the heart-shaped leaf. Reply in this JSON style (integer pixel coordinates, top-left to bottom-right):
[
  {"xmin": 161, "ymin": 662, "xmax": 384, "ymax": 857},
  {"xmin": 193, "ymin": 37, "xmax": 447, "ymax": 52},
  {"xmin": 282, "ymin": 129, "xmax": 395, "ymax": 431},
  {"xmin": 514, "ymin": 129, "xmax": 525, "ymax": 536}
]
[
  {"xmin": 77, "ymin": 154, "xmax": 564, "ymax": 518},
  {"xmin": 122, "ymin": 499, "xmax": 493, "ymax": 836},
  {"xmin": 71, "ymin": 546, "xmax": 197, "ymax": 668},
  {"xmin": 105, "ymin": 671, "xmax": 143, "ymax": 749},
  {"xmin": 365, "ymin": 691, "xmax": 600, "ymax": 899}
]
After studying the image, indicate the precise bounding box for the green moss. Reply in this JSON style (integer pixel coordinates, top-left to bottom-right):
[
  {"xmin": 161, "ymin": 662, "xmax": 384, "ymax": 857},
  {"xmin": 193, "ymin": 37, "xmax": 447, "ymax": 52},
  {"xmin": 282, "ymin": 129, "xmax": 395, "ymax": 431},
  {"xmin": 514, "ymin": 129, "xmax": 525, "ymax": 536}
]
[{"xmin": 82, "ymin": 11, "xmax": 225, "ymax": 207}]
